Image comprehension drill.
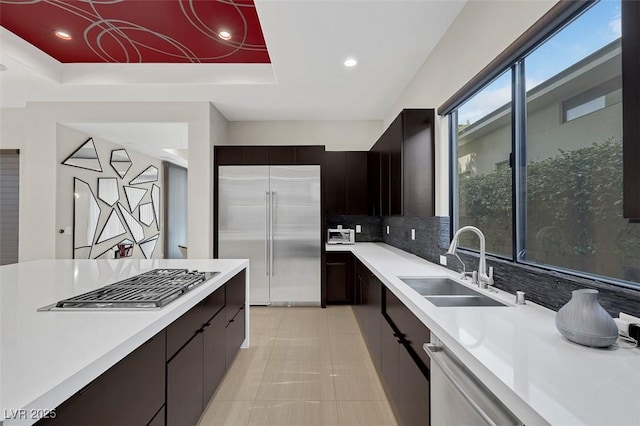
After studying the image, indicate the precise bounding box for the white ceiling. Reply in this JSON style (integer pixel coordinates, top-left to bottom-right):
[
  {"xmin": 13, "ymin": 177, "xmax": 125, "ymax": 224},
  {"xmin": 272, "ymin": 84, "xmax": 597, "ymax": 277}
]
[{"xmin": 0, "ymin": 0, "xmax": 466, "ymax": 162}]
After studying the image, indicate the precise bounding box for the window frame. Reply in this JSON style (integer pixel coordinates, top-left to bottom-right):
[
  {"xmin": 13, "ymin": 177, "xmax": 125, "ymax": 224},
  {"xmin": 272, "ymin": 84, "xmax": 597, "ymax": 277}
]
[{"xmin": 447, "ymin": 0, "xmax": 639, "ymax": 290}]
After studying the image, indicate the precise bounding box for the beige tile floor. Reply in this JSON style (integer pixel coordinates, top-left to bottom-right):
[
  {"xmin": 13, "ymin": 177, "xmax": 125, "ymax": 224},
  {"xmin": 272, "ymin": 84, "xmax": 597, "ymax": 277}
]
[{"xmin": 198, "ymin": 306, "xmax": 398, "ymax": 426}]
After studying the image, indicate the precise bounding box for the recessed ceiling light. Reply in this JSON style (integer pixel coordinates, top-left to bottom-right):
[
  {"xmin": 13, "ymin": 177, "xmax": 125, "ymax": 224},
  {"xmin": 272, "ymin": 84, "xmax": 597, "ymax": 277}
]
[
  {"xmin": 344, "ymin": 58, "xmax": 358, "ymax": 67},
  {"xmin": 218, "ymin": 30, "xmax": 232, "ymax": 40},
  {"xmin": 54, "ymin": 30, "xmax": 72, "ymax": 41}
]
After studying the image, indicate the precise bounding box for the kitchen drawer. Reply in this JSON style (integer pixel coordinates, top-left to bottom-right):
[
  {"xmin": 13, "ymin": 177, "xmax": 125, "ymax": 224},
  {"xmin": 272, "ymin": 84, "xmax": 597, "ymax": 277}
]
[
  {"xmin": 226, "ymin": 270, "xmax": 246, "ymax": 323},
  {"xmin": 203, "ymin": 309, "xmax": 227, "ymax": 406},
  {"xmin": 225, "ymin": 307, "xmax": 246, "ymax": 370},
  {"xmin": 166, "ymin": 286, "xmax": 225, "ymax": 360},
  {"xmin": 167, "ymin": 333, "xmax": 204, "ymax": 426},
  {"xmin": 384, "ymin": 287, "xmax": 430, "ymax": 369}
]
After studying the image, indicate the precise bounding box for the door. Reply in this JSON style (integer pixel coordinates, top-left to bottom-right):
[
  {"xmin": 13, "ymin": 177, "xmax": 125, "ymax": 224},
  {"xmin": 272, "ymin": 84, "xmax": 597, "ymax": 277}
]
[
  {"xmin": 0, "ymin": 150, "xmax": 19, "ymax": 265},
  {"xmin": 164, "ymin": 162, "xmax": 188, "ymax": 259},
  {"xmin": 218, "ymin": 166, "xmax": 270, "ymax": 305},
  {"xmin": 269, "ymin": 165, "xmax": 321, "ymax": 305}
]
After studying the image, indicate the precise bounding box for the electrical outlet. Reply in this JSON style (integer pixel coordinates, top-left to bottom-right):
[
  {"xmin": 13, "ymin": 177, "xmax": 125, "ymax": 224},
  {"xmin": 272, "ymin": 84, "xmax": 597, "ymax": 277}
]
[
  {"xmin": 411, "ymin": 229, "xmax": 416, "ymax": 240},
  {"xmin": 356, "ymin": 225, "xmax": 362, "ymax": 233},
  {"xmin": 440, "ymin": 255, "xmax": 447, "ymax": 266},
  {"xmin": 386, "ymin": 226, "xmax": 390, "ymax": 234}
]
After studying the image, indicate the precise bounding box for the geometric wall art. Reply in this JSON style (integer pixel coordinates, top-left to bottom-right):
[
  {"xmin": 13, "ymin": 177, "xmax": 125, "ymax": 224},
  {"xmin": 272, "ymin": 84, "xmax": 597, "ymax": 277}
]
[
  {"xmin": 124, "ymin": 186, "xmax": 147, "ymax": 212},
  {"xmin": 63, "ymin": 137, "xmax": 163, "ymax": 259},
  {"xmin": 96, "ymin": 209, "xmax": 126, "ymax": 244},
  {"xmin": 130, "ymin": 165, "xmax": 158, "ymax": 185},
  {"xmin": 97, "ymin": 177, "xmax": 119, "ymax": 206},
  {"xmin": 73, "ymin": 177, "xmax": 101, "ymax": 253},
  {"xmin": 151, "ymin": 184, "xmax": 161, "ymax": 231},
  {"xmin": 139, "ymin": 202, "xmax": 155, "ymax": 227},
  {"xmin": 139, "ymin": 234, "xmax": 159, "ymax": 259},
  {"xmin": 117, "ymin": 202, "xmax": 145, "ymax": 243},
  {"xmin": 110, "ymin": 149, "xmax": 132, "ymax": 178},
  {"xmin": 62, "ymin": 138, "xmax": 103, "ymax": 172}
]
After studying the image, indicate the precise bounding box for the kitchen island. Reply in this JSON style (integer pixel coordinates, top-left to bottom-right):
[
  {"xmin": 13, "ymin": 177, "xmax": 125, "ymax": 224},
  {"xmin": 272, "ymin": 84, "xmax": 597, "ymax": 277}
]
[
  {"xmin": 328, "ymin": 243, "xmax": 640, "ymax": 426},
  {"xmin": 0, "ymin": 258, "xmax": 249, "ymax": 426}
]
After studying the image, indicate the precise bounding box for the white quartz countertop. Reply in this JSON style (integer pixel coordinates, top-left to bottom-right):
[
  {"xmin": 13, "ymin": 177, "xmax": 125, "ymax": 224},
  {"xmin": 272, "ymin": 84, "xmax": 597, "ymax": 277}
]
[
  {"xmin": 0, "ymin": 258, "xmax": 249, "ymax": 425},
  {"xmin": 327, "ymin": 243, "xmax": 640, "ymax": 426}
]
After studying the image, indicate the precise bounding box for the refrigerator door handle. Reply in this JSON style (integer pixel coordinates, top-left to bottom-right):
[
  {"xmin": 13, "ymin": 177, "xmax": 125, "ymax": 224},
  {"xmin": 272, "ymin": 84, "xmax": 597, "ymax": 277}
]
[
  {"xmin": 265, "ymin": 191, "xmax": 270, "ymax": 276},
  {"xmin": 270, "ymin": 191, "xmax": 275, "ymax": 276}
]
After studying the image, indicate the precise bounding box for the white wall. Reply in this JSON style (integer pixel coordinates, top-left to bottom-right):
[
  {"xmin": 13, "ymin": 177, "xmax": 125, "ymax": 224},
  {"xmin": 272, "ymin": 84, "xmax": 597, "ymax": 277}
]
[
  {"xmin": 386, "ymin": 0, "xmax": 558, "ymax": 215},
  {"xmin": 56, "ymin": 124, "xmax": 164, "ymax": 259},
  {"xmin": 0, "ymin": 102, "xmax": 217, "ymax": 261},
  {"xmin": 228, "ymin": 120, "xmax": 382, "ymax": 151},
  {"xmin": 203, "ymin": 104, "xmax": 229, "ymax": 258}
]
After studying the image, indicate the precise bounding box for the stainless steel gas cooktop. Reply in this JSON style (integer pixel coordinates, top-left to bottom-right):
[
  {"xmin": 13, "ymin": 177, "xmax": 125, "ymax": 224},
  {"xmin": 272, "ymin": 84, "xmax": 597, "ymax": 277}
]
[{"xmin": 39, "ymin": 269, "xmax": 219, "ymax": 311}]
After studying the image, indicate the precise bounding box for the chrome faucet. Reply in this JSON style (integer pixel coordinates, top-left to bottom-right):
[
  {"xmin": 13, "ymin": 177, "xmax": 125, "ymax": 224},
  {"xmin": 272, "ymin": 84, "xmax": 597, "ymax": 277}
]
[{"xmin": 447, "ymin": 226, "xmax": 494, "ymax": 287}]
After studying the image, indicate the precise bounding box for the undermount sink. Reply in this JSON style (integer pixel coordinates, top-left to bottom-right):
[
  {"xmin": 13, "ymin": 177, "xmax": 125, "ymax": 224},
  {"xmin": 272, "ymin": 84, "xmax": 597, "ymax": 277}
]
[
  {"xmin": 424, "ymin": 295, "xmax": 506, "ymax": 307},
  {"xmin": 399, "ymin": 277, "xmax": 508, "ymax": 307}
]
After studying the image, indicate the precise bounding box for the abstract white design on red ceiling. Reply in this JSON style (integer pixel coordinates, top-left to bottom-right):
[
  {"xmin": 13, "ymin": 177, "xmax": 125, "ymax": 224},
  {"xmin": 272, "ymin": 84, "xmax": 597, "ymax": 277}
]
[{"xmin": 0, "ymin": 0, "xmax": 270, "ymax": 63}]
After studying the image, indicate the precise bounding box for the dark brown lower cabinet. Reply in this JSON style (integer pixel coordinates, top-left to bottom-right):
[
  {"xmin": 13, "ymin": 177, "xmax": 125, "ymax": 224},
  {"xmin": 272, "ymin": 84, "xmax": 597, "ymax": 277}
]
[
  {"xmin": 353, "ymin": 259, "xmax": 368, "ymax": 328},
  {"xmin": 202, "ymin": 311, "xmax": 227, "ymax": 408},
  {"xmin": 355, "ymin": 263, "xmax": 430, "ymax": 426},
  {"xmin": 385, "ymin": 288, "xmax": 430, "ymax": 368},
  {"xmin": 225, "ymin": 306, "xmax": 245, "ymax": 370},
  {"xmin": 381, "ymin": 318, "xmax": 401, "ymax": 396},
  {"xmin": 325, "ymin": 252, "xmax": 355, "ymax": 304},
  {"xmin": 354, "ymin": 260, "xmax": 382, "ymax": 370},
  {"xmin": 40, "ymin": 269, "xmax": 247, "ymax": 426},
  {"xmin": 366, "ymin": 273, "xmax": 382, "ymax": 370},
  {"xmin": 397, "ymin": 346, "xmax": 430, "ymax": 426},
  {"xmin": 167, "ymin": 333, "xmax": 204, "ymax": 426},
  {"xmin": 147, "ymin": 407, "xmax": 165, "ymax": 426},
  {"xmin": 38, "ymin": 332, "xmax": 166, "ymax": 426},
  {"xmin": 225, "ymin": 266, "xmax": 246, "ymax": 370},
  {"xmin": 381, "ymin": 315, "xmax": 430, "ymax": 426},
  {"xmin": 167, "ymin": 271, "xmax": 245, "ymax": 426}
]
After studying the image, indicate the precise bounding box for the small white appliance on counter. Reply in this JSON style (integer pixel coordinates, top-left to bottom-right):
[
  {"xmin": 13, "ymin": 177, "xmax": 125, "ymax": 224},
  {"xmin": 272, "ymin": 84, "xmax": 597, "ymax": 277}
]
[{"xmin": 327, "ymin": 228, "xmax": 355, "ymax": 245}]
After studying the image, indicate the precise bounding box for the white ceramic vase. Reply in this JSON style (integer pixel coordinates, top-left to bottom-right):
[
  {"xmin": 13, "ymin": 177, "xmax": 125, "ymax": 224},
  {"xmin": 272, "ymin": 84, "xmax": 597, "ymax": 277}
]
[{"xmin": 555, "ymin": 289, "xmax": 618, "ymax": 348}]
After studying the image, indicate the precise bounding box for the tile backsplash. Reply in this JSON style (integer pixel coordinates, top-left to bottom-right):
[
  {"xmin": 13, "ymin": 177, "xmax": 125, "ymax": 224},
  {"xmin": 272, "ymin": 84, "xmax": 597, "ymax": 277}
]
[
  {"xmin": 326, "ymin": 215, "xmax": 640, "ymax": 318},
  {"xmin": 326, "ymin": 215, "xmax": 382, "ymax": 242}
]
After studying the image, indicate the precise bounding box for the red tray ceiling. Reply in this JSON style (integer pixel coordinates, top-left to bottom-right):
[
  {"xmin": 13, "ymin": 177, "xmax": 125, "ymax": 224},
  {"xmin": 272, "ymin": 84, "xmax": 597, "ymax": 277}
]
[{"xmin": 0, "ymin": 0, "xmax": 270, "ymax": 64}]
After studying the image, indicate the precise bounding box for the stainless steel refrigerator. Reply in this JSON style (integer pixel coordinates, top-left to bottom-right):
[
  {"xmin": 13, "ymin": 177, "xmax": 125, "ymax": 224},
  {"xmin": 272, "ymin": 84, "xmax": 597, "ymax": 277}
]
[{"xmin": 217, "ymin": 165, "xmax": 321, "ymax": 305}]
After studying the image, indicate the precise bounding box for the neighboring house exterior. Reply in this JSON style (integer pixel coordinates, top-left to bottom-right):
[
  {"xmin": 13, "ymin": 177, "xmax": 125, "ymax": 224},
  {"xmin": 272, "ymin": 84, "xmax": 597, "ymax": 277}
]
[{"xmin": 458, "ymin": 39, "xmax": 621, "ymax": 176}]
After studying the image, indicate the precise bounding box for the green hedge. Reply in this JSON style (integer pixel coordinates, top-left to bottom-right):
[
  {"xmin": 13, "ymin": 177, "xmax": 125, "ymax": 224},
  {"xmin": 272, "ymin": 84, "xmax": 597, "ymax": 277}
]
[{"xmin": 458, "ymin": 138, "xmax": 639, "ymax": 280}]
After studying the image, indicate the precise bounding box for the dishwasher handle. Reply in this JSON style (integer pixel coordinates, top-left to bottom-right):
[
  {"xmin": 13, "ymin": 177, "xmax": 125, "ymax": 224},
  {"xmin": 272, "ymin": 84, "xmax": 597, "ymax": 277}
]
[{"xmin": 424, "ymin": 343, "xmax": 502, "ymax": 426}]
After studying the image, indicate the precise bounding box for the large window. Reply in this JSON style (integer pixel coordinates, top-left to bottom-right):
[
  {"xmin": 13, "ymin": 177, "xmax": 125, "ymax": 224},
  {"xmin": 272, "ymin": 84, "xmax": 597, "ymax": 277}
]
[
  {"xmin": 450, "ymin": 0, "xmax": 640, "ymax": 287},
  {"xmin": 454, "ymin": 71, "xmax": 512, "ymax": 257}
]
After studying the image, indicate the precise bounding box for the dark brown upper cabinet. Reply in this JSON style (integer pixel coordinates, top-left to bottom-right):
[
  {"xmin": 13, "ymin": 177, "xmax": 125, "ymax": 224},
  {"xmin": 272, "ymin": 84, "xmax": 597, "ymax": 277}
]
[
  {"xmin": 323, "ymin": 151, "xmax": 368, "ymax": 215},
  {"xmin": 369, "ymin": 109, "xmax": 435, "ymax": 217},
  {"xmin": 215, "ymin": 145, "xmax": 324, "ymax": 166},
  {"xmin": 622, "ymin": 0, "xmax": 640, "ymax": 219}
]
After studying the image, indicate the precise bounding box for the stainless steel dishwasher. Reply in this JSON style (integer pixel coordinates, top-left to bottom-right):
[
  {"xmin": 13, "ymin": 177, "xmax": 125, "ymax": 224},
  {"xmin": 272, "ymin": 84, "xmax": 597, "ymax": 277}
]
[{"xmin": 424, "ymin": 335, "xmax": 523, "ymax": 426}]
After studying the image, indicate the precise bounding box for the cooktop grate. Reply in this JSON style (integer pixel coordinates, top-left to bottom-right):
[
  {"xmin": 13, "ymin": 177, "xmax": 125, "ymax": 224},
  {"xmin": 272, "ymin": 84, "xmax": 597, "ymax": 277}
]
[{"xmin": 43, "ymin": 269, "xmax": 219, "ymax": 310}]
